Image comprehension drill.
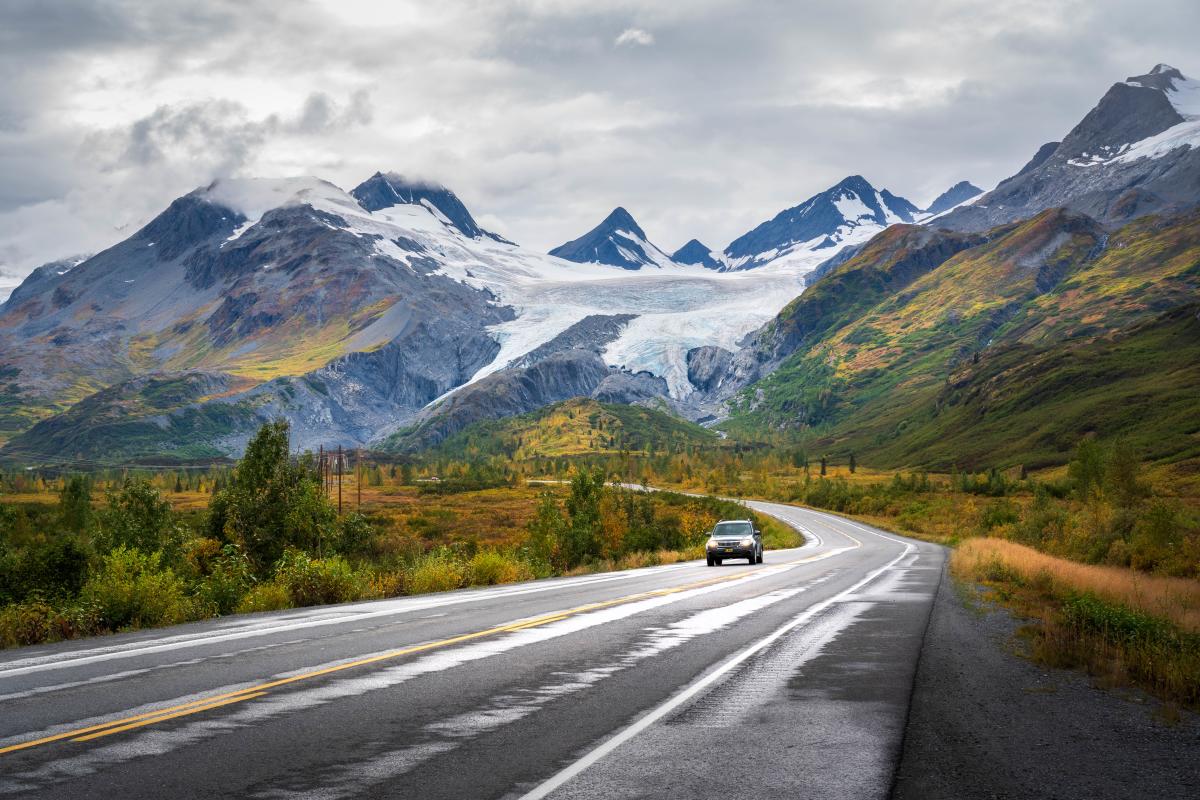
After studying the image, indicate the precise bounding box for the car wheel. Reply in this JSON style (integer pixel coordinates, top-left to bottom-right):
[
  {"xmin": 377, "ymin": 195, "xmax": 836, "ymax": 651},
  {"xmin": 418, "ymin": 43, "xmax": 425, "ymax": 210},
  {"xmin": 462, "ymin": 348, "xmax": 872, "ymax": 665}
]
[
  {"xmin": 748, "ymin": 554, "xmax": 756, "ymax": 565},
  {"xmin": 706, "ymin": 556, "xmax": 714, "ymax": 566},
  {"xmin": 757, "ymin": 550, "xmax": 764, "ymax": 564}
]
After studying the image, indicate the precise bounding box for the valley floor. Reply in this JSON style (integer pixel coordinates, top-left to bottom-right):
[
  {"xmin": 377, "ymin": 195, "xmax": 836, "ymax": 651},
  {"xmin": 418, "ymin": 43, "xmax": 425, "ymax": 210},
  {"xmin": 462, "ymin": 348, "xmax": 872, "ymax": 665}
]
[{"xmin": 892, "ymin": 566, "xmax": 1200, "ymax": 800}]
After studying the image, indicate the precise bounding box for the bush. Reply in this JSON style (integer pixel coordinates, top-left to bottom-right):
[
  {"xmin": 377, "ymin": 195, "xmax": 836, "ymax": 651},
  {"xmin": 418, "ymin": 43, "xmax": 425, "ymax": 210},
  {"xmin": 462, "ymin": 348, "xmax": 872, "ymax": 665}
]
[
  {"xmin": 94, "ymin": 480, "xmax": 182, "ymax": 558},
  {"xmin": 235, "ymin": 582, "xmax": 292, "ymax": 614},
  {"xmin": 272, "ymin": 550, "xmax": 365, "ymax": 607},
  {"xmin": 405, "ymin": 552, "xmax": 465, "ymax": 595},
  {"xmin": 0, "ymin": 601, "xmax": 100, "ymax": 648},
  {"xmin": 979, "ymin": 498, "xmax": 1020, "ymax": 531},
  {"xmin": 196, "ymin": 545, "xmax": 255, "ymax": 615},
  {"xmin": 466, "ymin": 551, "xmax": 533, "ymax": 586},
  {"xmin": 337, "ymin": 513, "xmax": 374, "ymax": 555},
  {"xmin": 0, "ymin": 536, "xmax": 90, "ymax": 604},
  {"xmin": 81, "ymin": 547, "xmax": 195, "ymax": 631}
]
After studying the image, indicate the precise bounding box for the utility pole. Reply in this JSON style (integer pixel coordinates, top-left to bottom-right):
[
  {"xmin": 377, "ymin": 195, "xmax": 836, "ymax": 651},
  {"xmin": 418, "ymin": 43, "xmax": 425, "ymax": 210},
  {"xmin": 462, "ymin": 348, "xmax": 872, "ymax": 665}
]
[
  {"xmin": 337, "ymin": 444, "xmax": 343, "ymax": 515},
  {"xmin": 318, "ymin": 445, "xmax": 324, "ymax": 497},
  {"xmin": 357, "ymin": 448, "xmax": 362, "ymax": 511}
]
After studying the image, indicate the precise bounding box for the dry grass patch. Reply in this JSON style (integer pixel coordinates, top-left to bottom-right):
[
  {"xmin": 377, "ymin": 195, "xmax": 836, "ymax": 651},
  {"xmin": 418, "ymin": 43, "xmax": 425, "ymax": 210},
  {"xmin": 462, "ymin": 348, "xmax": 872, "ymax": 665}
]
[
  {"xmin": 955, "ymin": 537, "xmax": 1200, "ymax": 632},
  {"xmin": 954, "ymin": 536, "xmax": 1200, "ymax": 709}
]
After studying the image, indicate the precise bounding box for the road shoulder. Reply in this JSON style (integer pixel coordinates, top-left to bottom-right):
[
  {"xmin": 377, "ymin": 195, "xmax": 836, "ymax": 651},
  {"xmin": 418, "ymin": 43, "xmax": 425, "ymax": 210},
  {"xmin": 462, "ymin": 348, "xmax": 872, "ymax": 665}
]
[{"xmin": 891, "ymin": 563, "xmax": 1200, "ymax": 800}]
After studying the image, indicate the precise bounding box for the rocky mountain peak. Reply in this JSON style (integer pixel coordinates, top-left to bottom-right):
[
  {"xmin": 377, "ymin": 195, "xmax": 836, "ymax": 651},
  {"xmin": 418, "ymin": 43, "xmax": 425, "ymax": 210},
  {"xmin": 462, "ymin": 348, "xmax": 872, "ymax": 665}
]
[
  {"xmin": 1126, "ymin": 64, "xmax": 1186, "ymax": 92},
  {"xmin": 925, "ymin": 181, "xmax": 983, "ymax": 216},
  {"xmin": 350, "ymin": 172, "xmax": 508, "ymax": 242},
  {"xmin": 671, "ymin": 239, "xmax": 721, "ymax": 269},
  {"xmin": 599, "ymin": 206, "xmax": 643, "ymax": 235},
  {"xmin": 548, "ymin": 207, "xmax": 674, "ymax": 270},
  {"xmin": 721, "ymin": 175, "xmax": 919, "ymax": 270}
]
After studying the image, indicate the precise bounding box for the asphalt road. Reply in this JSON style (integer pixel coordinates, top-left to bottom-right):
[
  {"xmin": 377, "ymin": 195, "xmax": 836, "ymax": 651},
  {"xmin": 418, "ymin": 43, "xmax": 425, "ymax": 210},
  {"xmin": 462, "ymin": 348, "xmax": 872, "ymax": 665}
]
[{"xmin": 0, "ymin": 501, "xmax": 944, "ymax": 799}]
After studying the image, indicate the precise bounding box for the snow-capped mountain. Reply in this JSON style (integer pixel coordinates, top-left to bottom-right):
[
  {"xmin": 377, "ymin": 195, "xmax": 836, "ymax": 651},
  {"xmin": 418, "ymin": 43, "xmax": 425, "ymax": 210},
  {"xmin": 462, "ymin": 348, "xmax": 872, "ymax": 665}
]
[
  {"xmin": 0, "ymin": 175, "xmax": 816, "ymax": 456},
  {"xmin": 351, "ymin": 172, "xmax": 512, "ymax": 243},
  {"xmin": 938, "ymin": 64, "xmax": 1200, "ymax": 230},
  {"xmin": 671, "ymin": 239, "xmax": 721, "ymax": 269},
  {"xmin": 924, "ymin": 181, "xmax": 982, "ymax": 216},
  {"xmin": 548, "ymin": 207, "xmax": 678, "ymax": 270},
  {"xmin": 720, "ymin": 175, "xmax": 921, "ymax": 272}
]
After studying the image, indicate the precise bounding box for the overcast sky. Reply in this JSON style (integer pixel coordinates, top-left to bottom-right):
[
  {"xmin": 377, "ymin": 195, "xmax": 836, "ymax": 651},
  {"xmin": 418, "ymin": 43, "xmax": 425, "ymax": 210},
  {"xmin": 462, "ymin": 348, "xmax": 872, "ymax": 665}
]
[{"xmin": 1, "ymin": 0, "xmax": 1198, "ymax": 275}]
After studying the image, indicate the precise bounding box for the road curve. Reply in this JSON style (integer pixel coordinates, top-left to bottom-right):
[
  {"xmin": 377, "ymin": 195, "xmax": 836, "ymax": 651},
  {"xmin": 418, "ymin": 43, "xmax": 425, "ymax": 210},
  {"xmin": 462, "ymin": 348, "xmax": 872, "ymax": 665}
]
[{"xmin": 0, "ymin": 501, "xmax": 945, "ymax": 799}]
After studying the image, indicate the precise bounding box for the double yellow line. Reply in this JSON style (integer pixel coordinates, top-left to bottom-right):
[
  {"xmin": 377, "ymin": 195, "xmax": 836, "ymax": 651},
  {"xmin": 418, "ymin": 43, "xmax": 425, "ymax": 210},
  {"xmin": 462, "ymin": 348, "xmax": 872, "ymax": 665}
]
[{"xmin": 1, "ymin": 567, "xmax": 760, "ymax": 757}]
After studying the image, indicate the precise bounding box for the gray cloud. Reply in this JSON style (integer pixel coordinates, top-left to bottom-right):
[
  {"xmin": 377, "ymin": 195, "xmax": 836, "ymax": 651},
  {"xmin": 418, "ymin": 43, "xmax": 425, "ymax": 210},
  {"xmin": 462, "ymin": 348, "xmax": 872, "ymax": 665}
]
[{"xmin": 1, "ymin": 0, "xmax": 1199, "ymax": 273}]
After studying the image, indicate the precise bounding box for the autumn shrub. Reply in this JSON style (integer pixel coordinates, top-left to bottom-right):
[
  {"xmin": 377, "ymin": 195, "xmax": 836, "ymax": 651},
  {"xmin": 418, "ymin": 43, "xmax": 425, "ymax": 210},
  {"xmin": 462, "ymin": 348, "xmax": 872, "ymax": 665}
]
[
  {"xmin": 196, "ymin": 545, "xmax": 255, "ymax": 614},
  {"xmin": 0, "ymin": 601, "xmax": 100, "ymax": 648},
  {"xmin": 235, "ymin": 582, "xmax": 292, "ymax": 614},
  {"xmin": 466, "ymin": 550, "xmax": 533, "ymax": 586},
  {"xmin": 272, "ymin": 550, "xmax": 365, "ymax": 607},
  {"xmin": 405, "ymin": 551, "xmax": 466, "ymax": 595},
  {"xmin": 80, "ymin": 547, "xmax": 196, "ymax": 631}
]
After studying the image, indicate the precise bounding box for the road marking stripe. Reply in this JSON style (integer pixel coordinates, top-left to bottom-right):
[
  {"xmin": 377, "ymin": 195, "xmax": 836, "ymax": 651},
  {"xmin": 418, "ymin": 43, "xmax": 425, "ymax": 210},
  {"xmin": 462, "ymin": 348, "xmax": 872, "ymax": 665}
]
[
  {"xmin": 0, "ymin": 567, "xmax": 704, "ymax": 679},
  {"xmin": 71, "ymin": 693, "xmax": 269, "ymax": 742},
  {"xmin": 0, "ymin": 557, "xmax": 840, "ymax": 756},
  {"xmin": 517, "ymin": 537, "xmax": 915, "ymax": 800}
]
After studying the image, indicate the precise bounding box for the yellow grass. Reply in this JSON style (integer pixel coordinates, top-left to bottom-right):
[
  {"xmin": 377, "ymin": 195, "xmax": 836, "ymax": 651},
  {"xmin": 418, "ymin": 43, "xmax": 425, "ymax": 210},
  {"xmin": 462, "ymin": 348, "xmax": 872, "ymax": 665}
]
[{"xmin": 954, "ymin": 537, "xmax": 1200, "ymax": 633}]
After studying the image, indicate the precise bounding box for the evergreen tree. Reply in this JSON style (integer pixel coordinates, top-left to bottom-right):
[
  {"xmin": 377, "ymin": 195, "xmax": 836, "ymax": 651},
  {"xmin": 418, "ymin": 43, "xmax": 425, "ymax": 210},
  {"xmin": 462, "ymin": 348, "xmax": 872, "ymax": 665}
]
[
  {"xmin": 207, "ymin": 421, "xmax": 336, "ymax": 573},
  {"xmin": 59, "ymin": 475, "xmax": 93, "ymax": 534}
]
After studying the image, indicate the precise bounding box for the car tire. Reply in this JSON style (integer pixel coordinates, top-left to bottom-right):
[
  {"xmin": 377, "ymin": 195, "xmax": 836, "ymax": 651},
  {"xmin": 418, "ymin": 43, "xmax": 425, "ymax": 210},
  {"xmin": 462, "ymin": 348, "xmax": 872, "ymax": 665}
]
[
  {"xmin": 748, "ymin": 554, "xmax": 756, "ymax": 565},
  {"xmin": 757, "ymin": 550, "xmax": 764, "ymax": 564},
  {"xmin": 706, "ymin": 556, "xmax": 714, "ymax": 567}
]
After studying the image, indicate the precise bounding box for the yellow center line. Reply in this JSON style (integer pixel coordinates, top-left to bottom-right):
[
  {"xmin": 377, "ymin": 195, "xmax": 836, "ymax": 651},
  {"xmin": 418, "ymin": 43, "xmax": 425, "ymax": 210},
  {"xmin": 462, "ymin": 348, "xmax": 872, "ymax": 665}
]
[
  {"xmin": 72, "ymin": 692, "xmax": 269, "ymax": 742},
  {"xmin": 2, "ymin": 564, "xmax": 779, "ymax": 756}
]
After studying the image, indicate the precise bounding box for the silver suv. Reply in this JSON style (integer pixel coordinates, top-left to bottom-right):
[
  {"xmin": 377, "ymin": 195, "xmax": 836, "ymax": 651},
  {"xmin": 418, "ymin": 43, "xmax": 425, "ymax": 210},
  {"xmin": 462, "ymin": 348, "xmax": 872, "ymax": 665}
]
[{"xmin": 705, "ymin": 519, "xmax": 763, "ymax": 566}]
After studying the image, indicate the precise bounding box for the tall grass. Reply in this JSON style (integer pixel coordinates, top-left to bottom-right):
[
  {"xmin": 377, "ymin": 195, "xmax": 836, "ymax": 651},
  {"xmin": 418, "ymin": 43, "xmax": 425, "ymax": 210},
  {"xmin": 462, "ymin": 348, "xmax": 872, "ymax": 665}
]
[
  {"xmin": 955, "ymin": 538, "xmax": 1200, "ymax": 632},
  {"xmin": 953, "ymin": 537, "xmax": 1200, "ymax": 708}
]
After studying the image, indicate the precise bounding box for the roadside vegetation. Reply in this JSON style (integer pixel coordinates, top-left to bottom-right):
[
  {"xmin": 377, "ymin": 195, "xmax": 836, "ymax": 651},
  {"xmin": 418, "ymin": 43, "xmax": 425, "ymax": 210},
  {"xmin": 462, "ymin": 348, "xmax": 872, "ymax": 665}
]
[
  {"xmin": 954, "ymin": 539, "xmax": 1200, "ymax": 710},
  {"xmin": 4, "ymin": 411, "xmax": 1198, "ymax": 711},
  {"xmin": 0, "ymin": 422, "xmax": 780, "ymax": 648}
]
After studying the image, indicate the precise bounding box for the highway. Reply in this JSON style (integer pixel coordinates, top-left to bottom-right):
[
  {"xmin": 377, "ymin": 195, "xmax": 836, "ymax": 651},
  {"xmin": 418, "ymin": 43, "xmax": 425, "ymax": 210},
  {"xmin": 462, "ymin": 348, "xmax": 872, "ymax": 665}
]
[{"xmin": 0, "ymin": 500, "xmax": 944, "ymax": 799}]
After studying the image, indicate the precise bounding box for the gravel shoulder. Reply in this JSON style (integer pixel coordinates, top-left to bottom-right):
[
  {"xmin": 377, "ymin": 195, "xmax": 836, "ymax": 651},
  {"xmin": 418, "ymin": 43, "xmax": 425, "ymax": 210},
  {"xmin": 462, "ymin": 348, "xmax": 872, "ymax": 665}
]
[{"xmin": 891, "ymin": 561, "xmax": 1200, "ymax": 800}]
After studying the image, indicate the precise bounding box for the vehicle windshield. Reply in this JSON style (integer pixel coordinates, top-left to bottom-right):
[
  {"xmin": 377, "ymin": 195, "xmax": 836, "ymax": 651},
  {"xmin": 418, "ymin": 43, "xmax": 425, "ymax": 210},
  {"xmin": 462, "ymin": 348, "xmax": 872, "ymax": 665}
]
[{"xmin": 712, "ymin": 522, "xmax": 753, "ymax": 537}]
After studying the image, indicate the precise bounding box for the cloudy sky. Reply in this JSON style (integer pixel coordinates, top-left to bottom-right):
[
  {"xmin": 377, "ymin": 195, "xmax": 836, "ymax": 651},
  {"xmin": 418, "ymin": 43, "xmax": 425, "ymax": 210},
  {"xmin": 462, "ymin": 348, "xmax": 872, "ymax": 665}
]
[{"xmin": 1, "ymin": 0, "xmax": 1198, "ymax": 276}]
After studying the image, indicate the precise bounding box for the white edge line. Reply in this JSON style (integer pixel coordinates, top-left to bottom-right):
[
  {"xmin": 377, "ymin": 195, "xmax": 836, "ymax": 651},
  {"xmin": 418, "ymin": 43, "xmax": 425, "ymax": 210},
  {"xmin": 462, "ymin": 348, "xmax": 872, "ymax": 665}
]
[
  {"xmin": 0, "ymin": 563, "xmax": 722, "ymax": 678},
  {"xmin": 517, "ymin": 536, "xmax": 915, "ymax": 799}
]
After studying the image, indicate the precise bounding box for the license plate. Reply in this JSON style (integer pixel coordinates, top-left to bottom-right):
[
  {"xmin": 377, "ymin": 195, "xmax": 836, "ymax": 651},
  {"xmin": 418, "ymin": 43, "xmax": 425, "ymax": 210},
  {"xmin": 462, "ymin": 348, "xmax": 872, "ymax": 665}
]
[{"xmin": 722, "ymin": 548, "xmax": 733, "ymax": 552}]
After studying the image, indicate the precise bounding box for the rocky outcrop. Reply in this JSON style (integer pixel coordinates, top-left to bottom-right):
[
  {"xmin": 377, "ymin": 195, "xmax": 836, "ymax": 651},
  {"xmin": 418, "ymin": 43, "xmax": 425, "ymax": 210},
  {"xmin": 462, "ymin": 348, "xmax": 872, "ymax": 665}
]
[{"xmin": 685, "ymin": 345, "xmax": 734, "ymax": 393}]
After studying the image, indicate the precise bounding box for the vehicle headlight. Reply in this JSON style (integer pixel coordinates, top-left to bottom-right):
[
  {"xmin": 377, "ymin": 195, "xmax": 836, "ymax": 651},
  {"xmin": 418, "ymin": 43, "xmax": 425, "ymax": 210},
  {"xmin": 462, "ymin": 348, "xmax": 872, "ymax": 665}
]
[
  {"xmin": 706, "ymin": 538, "xmax": 718, "ymax": 549},
  {"xmin": 740, "ymin": 537, "xmax": 754, "ymax": 547}
]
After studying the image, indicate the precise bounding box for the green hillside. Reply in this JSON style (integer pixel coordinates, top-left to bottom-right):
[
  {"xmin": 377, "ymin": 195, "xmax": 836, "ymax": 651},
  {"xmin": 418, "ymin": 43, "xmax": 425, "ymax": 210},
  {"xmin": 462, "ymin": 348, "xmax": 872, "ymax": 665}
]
[
  {"xmin": 724, "ymin": 209, "xmax": 1200, "ymax": 470},
  {"xmin": 416, "ymin": 397, "xmax": 717, "ymax": 460}
]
